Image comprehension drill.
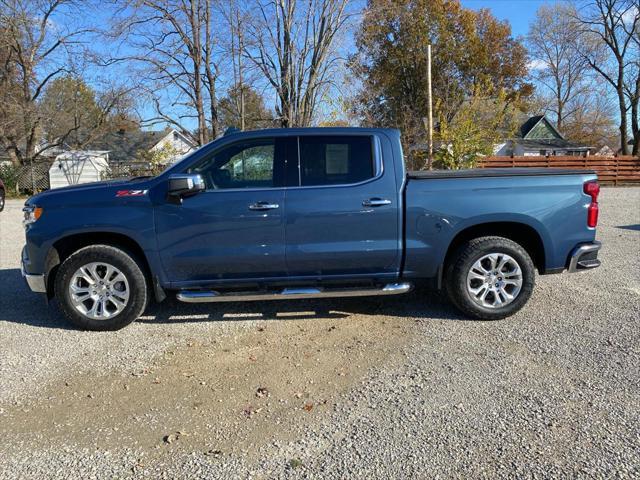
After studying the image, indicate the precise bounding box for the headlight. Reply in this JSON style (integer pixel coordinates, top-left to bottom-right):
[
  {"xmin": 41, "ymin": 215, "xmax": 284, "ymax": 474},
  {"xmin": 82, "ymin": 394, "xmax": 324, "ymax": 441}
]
[{"xmin": 23, "ymin": 205, "xmax": 43, "ymax": 226}]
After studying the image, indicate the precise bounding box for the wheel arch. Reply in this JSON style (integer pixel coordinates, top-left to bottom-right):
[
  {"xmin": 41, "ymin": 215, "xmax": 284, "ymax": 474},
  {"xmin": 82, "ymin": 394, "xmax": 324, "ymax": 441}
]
[
  {"xmin": 443, "ymin": 221, "xmax": 547, "ymax": 275},
  {"xmin": 45, "ymin": 232, "xmax": 153, "ymax": 300}
]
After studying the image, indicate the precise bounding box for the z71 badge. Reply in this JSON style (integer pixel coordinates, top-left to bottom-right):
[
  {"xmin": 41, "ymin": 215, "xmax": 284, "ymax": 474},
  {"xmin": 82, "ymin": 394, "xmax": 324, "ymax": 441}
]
[{"xmin": 115, "ymin": 189, "xmax": 148, "ymax": 197}]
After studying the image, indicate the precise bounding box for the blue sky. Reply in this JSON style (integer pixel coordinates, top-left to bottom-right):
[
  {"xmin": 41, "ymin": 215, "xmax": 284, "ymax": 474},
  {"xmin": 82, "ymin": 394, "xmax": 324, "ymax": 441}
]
[
  {"xmin": 81, "ymin": 1, "xmax": 555, "ymax": 130},
  {"xmin": 461, "ymin": 0, "xmax": 551, "ymax": 37}
]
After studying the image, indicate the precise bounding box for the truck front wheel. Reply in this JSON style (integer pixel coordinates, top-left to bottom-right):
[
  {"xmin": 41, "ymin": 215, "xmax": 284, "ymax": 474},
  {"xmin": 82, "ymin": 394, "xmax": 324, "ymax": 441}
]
[
  {"xmin": 445, "ymin": 236, "xmax": 535, "ymax": 320},
  {"xmin": 54, "ymin": 245, "xmax": 148, "ymax": 331}
]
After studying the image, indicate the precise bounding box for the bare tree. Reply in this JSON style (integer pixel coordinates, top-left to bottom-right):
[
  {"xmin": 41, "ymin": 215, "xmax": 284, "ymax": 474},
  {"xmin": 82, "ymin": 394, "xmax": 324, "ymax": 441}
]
[
  {"xmin": 218, "ymin": 0, "xmax": 250, "ymax": 131},
  {"xmin": 244, "ymin": 0, "xmax": 350, "ymax": 127},
  {"xmin": 527, "ymin": 3, "xmax": 594, "ymax": 132},
  {"xmin": 0, "ymin": 0, "xmax": 116, "ymax": 166},
  {"xmin": 624, "ymin": 11, "xmax": 639, "ymax": 154},
  {"xmin": 576, "ymin": 0, "xmax": 639, "ymax": 155},
  {"xmin": 561, "ymin": 84, "xmax": 619, "ymax": 147},
  {"xmin": 110, "ymin": 0, "xmax": 221, "ymax": 146}
]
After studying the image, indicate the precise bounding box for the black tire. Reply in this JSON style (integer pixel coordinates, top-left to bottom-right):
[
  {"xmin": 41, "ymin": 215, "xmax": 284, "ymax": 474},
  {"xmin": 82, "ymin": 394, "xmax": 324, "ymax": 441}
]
[
  {"xmin": 445, "ymin": 236, "xmax": 535, "ymax": 320},
  {"xmin": 54, "ymin": 244, "xmax": 148, "ymax": 331},
  {"xmin": 0, "ymin": 190, "xmax": 5, "ymax": 212}
]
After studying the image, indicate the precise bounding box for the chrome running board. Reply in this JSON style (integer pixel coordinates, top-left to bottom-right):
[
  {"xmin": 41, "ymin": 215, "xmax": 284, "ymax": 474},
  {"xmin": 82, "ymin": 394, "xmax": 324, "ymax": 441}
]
[{"xmin": 176, "ymin": 282, "xmax": 413, "ymax": 303}]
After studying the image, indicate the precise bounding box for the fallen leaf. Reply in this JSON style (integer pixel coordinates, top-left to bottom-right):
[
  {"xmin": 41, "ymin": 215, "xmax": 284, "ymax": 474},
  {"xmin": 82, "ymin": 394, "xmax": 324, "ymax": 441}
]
[
  {"xmin": 289, "ymin": 458, "xmax": 303, "ymax": 469},
  {"xmin": 243, "ymin": 405, "xmax": 262, "ymax": 417},
  {"xmin": 303, "ymin": 403, "xmax": 313, "ymax": 412},
  {"xmin": 163, "ymin": 431, "xmax": 186, "ymax": 444},
  {"xmin": 204, "ymin": 449, "xmax": 223, "ymax": 456}
]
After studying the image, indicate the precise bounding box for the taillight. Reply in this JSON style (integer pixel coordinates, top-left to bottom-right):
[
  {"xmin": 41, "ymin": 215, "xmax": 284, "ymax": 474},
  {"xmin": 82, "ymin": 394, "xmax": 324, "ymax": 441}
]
[{"xmin": 584, "ymin": 180, "xmax": 600, "ymax": 228}]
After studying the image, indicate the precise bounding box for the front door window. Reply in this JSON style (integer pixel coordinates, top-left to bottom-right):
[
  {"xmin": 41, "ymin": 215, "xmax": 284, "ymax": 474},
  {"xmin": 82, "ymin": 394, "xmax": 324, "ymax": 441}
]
[{"xmin": 190, "ymin": 139, "xmax": 276, "ymax": 190}]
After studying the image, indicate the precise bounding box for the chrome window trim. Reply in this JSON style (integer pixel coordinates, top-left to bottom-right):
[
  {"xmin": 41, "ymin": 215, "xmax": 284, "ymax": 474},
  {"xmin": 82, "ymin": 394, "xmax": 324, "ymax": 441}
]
[
  {"xmin": 182, "ymin": 133, "xmax": 384, "ymax": 193},
  {"xmin": 194, "ymin": 186, "xmax": 287, "ymax": 194},
  {"xmin": 288, "ymin": 134, "xmax": 384, "ymax": 191},
  {"xmin": 190, "ymin": 137, "xmax": 279, "ymax": 193}
]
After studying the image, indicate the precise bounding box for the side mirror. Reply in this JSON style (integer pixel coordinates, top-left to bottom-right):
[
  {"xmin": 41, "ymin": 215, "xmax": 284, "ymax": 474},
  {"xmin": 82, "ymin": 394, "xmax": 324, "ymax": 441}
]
[{"xmin": 167, "ymin": 174, "xmax": 205, "ymax": 200}]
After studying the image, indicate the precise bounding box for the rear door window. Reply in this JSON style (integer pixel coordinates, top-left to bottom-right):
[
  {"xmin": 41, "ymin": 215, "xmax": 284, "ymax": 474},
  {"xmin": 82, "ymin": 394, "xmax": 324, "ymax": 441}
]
[{"xmin": 298, "ymin": 136, "xmax": 374, "ymax": 186}]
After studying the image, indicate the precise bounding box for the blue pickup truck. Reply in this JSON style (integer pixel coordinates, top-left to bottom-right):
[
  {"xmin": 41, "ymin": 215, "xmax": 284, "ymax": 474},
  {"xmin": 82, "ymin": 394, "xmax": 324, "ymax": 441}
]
[{"xmin": 22, "ymin": 128, "xmax": 602, "ymax": 330}]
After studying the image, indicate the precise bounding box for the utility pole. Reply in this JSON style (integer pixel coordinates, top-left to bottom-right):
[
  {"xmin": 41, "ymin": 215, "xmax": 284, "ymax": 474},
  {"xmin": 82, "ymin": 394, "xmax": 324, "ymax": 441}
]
[
  {"xmin": 230, "ymin": 3, "xmax": 245, "ymax": 131},
  {"xmin": 426, "ymin": 43, "xmax": 433, "ymax": 170},
  {"xmin": 237, "ymin": 7, "xmax": 245, "ymax": 132}
]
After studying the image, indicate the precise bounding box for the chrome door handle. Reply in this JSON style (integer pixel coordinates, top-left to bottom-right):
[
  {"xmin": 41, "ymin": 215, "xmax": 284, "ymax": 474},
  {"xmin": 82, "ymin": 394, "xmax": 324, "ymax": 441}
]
[
  {"xmin": 249, "ymin": 201, "xmax": 280, "ymax": 211},
  {"xmin": 362, "ymin": 198, "xmax": 392, "ymax": 207}
]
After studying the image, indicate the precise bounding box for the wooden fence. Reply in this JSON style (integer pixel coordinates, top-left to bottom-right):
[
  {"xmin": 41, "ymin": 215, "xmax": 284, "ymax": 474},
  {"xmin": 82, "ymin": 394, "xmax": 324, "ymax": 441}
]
[
  {"xmin": 103, "ymin": 161, "xmax": 160, "ymax": 180},
  {"xmin": 478, "ymin": 156, "xmax": 640, "ymax": 185}
]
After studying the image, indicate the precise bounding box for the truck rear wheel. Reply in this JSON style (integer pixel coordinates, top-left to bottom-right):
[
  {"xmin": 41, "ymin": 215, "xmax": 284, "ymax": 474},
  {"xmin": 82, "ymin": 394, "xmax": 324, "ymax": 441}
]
[
  {"xmin": 445, "ymin": 236, "xmax": 535, "ymax": 320},
  {"xmin": 54, "ymin": 245, "xmax": 148, "ymax": 331}
]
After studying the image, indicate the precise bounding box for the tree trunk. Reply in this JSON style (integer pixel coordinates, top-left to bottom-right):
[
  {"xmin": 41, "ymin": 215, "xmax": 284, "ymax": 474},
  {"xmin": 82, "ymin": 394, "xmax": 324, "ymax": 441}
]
[
  {"xmin": 6, "ymin": 148, "xmax": 21, "ymax": 167},
  {"xmin": 556, "ymin": 102, "xmax": 563, "ymax": 132},
  {"xmin": 618, "ymin": 84, "xmax": 629, "ymax": 155},
  {"xmin": 631, "ymin": 101, "xmax": 639, "ymax": 156},
  {"xmin": 631, "ymin": 74, "xmax": 639, "ymax": 156}
]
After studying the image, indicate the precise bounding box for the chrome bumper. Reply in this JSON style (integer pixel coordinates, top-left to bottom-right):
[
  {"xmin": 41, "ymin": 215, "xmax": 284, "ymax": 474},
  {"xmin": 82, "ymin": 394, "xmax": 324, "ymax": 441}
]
[
  {"xmin": 568, "ymin": 241, "xmax": 602, "ymax": 273},
  {"xmin": 21, "ymin": 252, "xmax": 46, "ymax": 293}
]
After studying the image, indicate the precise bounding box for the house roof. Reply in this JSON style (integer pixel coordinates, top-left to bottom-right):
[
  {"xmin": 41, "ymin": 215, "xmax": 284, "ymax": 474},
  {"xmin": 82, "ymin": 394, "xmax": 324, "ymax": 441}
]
[
  {"xmin": 513, "ymin": 138, "xmax": 590, "ymax": 151},
  {"xmin": 169, "ymin": 129, "xmax": 197, "ymax": 147},
  {"xmin": 519, "ymin": 115, "xmax": 564, "ymax": 140},
  {"xmin": 84, "ymin": 129, "xmax": 174, "ymax": 163},
  {"xmin": 511, "ymin": 115, "xmax": 591, "ymax": 151}
]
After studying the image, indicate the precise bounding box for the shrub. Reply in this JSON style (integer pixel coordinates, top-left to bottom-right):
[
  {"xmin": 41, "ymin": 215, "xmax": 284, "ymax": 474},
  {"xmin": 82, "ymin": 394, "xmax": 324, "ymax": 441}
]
[{"xmin": 0, "ymin": 162, "xmax": 20, "ymax": 196}]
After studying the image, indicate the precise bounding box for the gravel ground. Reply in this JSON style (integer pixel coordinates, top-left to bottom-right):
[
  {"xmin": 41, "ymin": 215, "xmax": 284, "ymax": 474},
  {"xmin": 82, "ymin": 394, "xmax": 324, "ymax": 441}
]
[{"xmin": 0, "ymin": 187, "xmax": 639, "ymax": 479}]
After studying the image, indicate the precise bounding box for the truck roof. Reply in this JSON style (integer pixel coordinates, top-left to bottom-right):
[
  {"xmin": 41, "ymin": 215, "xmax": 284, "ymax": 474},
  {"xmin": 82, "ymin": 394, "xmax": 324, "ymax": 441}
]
[{"xmin": 222, "ymin": 127, "xmax": 400, "ymax": 138}]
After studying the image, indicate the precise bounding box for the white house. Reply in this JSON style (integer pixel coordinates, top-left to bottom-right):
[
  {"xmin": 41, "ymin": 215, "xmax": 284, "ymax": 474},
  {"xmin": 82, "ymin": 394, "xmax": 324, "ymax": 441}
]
[
  {"xmin": 495, "ymin": 115, "xmax": 591, "ymax": 157},
  {"xmin": 149, "ymin": 129, "xmax": 196, "ymax": 162},
  {"xmin": 49, "ymin": 151, "xmax": 110, "ymax": 189},
  {"xmin": 85, "ymin": 128, "xmax": 197, "ymax": 166}
]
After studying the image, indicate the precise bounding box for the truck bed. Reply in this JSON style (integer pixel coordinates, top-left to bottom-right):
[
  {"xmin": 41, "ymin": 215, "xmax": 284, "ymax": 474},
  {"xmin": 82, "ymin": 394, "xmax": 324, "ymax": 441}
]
[
  {"xmin": 402, "ymin": 167, "xmax": 598, "ymax": 279},
  {"xmin": 408, "ymin": 168, "xmax": 595, "ymax": 179}
]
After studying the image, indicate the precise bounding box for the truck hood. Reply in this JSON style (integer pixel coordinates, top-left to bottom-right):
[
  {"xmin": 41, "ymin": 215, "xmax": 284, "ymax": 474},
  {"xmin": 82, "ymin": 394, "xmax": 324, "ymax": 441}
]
[{"xmin": 26, "ymin": 177, "xmax": 156, "ymax": 206}]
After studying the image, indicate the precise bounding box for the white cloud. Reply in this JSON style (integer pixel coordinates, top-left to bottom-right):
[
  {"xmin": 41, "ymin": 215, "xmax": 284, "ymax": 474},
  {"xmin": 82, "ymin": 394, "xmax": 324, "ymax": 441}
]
[
  {"xmin": 527, "ymin": 59, "xmax": 548, "ymax": 71},
  {"xmin": 621, "ymin": 5, "xmax": 639, "ymax": 25}
]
